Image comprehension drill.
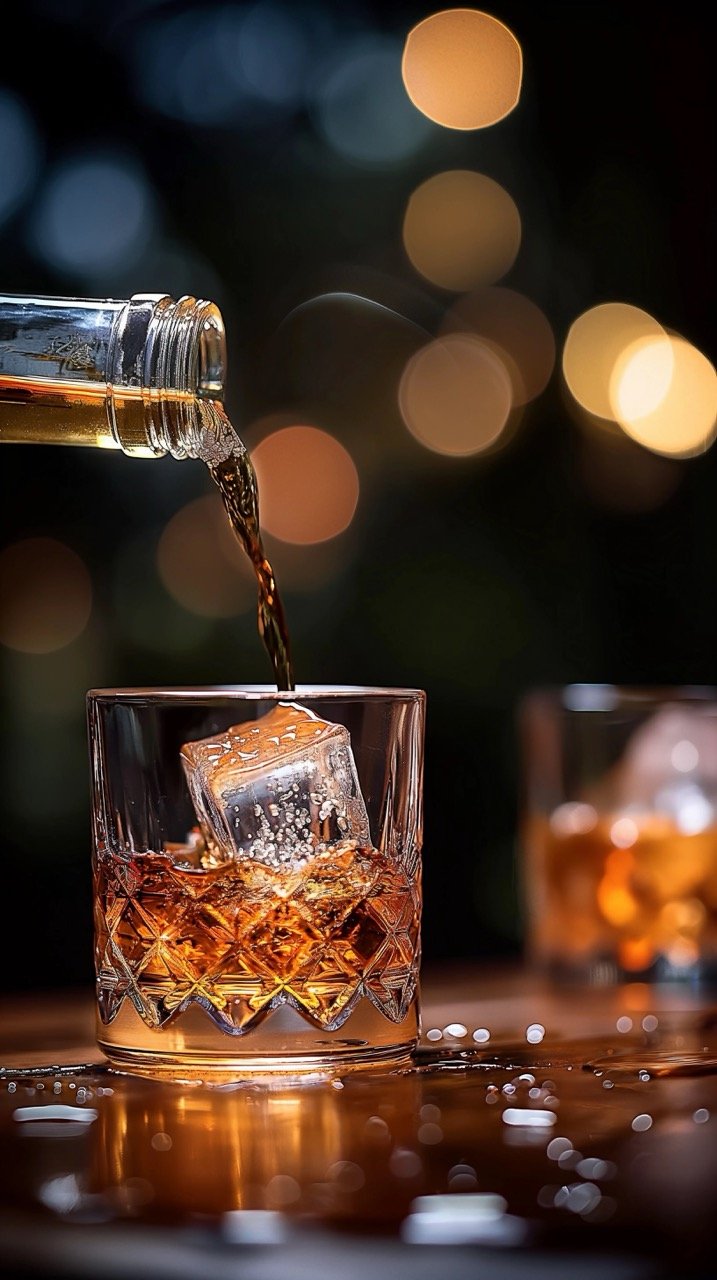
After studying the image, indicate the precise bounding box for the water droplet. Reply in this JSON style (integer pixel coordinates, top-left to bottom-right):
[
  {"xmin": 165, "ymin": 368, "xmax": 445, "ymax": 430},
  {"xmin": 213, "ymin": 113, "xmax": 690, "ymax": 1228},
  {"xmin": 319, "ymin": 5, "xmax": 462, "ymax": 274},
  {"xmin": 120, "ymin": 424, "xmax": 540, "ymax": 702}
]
[
  {"xmin": 631, "ymin": 1113, "xmax": 653, "ymax": 1132},
  {"xmin": 576, "ymin": 1157, "xmax": 615, "ymax": 1180},
  {"xmin": 418, "ymin": 1122, "xmax": 443, "ymax": 1145},
  {"xmin": 537, "ymin": 1184, "xmax": 559, "ymax": 1208},
  {"xmin": 558, "ymin": 1148, "xmax": 583, "ymax": 1170},
  {"xmin": 327, "ymin": 1160, "xmax": 365, "ymax": 1191},
  {"xmin": 546, "ymin": 1137, "xmax": 572, "ymax": 1160},
  {"xmin": 443, "ymin": 1022, "xmax": 467, "ymax": 1039},
  {"xmin": 389, "ymin": 1148, "xmax": 422, "ymax": 1178},
  {"xmin": 420, "ymin": 1103, "xmax": 441, "ymax": 1122},
  {"xmin": 265, "ymin": 1173, "xmax": 301, "ymax": 1206}
]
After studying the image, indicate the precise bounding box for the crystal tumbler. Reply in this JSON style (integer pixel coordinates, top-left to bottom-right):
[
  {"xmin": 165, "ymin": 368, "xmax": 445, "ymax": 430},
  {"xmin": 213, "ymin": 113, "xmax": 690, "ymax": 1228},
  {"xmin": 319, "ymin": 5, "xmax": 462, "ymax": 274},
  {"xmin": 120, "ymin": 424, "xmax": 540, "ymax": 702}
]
[{"xmin": 89, "ymin": 686, "xmax": 425, "ymax": 1076}]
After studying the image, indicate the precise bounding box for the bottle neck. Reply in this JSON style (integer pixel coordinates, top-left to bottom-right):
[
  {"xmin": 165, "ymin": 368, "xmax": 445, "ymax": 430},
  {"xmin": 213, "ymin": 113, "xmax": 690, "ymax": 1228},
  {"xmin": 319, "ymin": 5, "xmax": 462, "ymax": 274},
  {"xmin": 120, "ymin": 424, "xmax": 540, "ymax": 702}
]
[{"xmin": 108, "ymin": 294, "xmax": 227, "ymax": 458}]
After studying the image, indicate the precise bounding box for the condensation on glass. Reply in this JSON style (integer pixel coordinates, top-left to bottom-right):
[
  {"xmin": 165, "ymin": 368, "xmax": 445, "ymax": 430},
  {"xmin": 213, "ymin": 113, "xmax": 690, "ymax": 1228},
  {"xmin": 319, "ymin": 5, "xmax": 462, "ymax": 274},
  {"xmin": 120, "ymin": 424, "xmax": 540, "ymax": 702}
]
[{"xmin": 0, "ymin": 292, "xmax": 225, "ymax": 456}]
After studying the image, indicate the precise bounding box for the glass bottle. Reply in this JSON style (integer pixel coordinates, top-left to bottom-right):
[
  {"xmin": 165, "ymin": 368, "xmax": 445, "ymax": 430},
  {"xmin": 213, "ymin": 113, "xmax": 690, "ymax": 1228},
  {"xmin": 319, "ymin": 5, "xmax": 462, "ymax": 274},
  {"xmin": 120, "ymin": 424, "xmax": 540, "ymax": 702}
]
[{"xmin": 0, "ymin": 292, "xmax": 226, "ymax": 458}]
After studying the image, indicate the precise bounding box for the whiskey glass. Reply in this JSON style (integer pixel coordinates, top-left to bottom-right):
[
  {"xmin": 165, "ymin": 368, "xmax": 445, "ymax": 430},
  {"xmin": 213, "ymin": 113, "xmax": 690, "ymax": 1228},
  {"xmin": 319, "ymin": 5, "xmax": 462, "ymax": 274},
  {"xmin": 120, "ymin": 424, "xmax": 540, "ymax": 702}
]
[
  {"xmin": 521, "ymin": 685, "xmax": 717, "ymax": 983},
  {"xmin": 88, "ymin": 686, "xmax": 424, "ymax": 1076}
]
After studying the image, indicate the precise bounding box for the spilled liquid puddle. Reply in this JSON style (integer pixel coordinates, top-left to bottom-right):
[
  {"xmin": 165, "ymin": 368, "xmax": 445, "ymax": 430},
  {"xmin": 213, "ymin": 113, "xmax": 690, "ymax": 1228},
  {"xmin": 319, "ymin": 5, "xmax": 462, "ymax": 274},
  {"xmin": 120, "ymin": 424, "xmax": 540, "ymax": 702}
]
[
  {"xmin": 2, "ymin": 1017, "xmax": 716, "ymax": 1262},
  {"xmin": 585, "ymin": 1048, "xmax": 717, "ymax": 1079},
  {"xmin": 0, "ymin": 1063, "xmax": 102, "ymax": 1079},
  {"xmin": 2, "ymin": 1033, "xmax": 716, "ymax": 1081},
  {"xmin": 0, "ymin": 1045, "xmax": 588, "ymax": 1082}
]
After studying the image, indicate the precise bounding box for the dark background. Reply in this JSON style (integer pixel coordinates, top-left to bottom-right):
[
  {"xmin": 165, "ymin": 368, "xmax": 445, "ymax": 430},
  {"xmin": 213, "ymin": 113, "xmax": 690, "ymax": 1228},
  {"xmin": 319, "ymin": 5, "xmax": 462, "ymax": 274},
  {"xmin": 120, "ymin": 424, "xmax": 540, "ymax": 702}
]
[{"xmin": 0, "ymin": 1, "xmax": 713, "ymax": 991}]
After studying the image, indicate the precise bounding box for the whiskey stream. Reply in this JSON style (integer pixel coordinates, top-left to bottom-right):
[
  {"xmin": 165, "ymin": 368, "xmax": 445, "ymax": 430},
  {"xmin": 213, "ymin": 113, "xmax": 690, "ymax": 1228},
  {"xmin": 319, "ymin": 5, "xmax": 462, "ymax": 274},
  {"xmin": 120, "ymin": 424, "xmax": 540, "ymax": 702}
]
[{"xmin": 198, "ymin": 400, "xmax": 294, "ymax": 691}]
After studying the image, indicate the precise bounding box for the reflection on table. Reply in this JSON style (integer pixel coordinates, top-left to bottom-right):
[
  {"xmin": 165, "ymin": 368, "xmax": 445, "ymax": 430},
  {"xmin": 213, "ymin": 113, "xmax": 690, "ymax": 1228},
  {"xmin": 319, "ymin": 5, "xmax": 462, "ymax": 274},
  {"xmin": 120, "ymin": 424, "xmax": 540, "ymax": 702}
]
[{"xmin": 1, "ymin": 967, "xmax": 716, "ymax": 1275}]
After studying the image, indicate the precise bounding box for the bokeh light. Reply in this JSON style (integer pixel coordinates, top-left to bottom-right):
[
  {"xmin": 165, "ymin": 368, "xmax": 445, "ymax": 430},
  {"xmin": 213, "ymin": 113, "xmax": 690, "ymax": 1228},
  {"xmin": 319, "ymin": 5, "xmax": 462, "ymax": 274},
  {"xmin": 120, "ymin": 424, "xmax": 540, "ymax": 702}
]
[
  {"xmin": 29, "ymin": 152, "xmax": 156, "ymax": 277},
  {"xmin": 0, "ymin": 90, "xmax": 41, "ymax": 229},
  {"xmin": 0, "ymin": 539, "xmax": 92, "ymax": 654},
  {"xmin": 135, "ymin": 9, "xmax": 246, "ymax": 125},
  {"xmin": 611, "ymin": 334, "xmax": 674, "ymax": 424},
  {"xmin": 402, "ymin": 9, "xmax": 522, "ymax": 130},
  {"xmin": 403, "ymin": 171, "xmax": 521, "ymax": 291},
  {"xmin": 251, "ymin": 427, "xmax": 359, "ymax": 544},
  {"xmin": 315, "ymin": 36, "xmax": 433, "ymax": 166},
  {"xmin": 399, "ymin": 334, "xmax": 513, "ymax": 456},
  {"xmin": 562, "ymin": 303, "xmax": 666, "ymax": 422},
  {"xmin": 133, "ymin": 3, "xmax": 311, "ymax": 126},
  {"xmin": 157, "ymin": 495, "xmax": 256, "ymax": 617},
  {"xmin": 236, "ymin": 0, "xmax": 309, "ymax": 106},
  {"xmin": 264, "ymin": 292, "xmax": 432, "ymax": 468},
  {"xmin": 442, "ymin": 287, "xmax": 555, "ymax": 405},
  {"xmin": 610, "ymin": 335, "xmax": 717, "ymax": 458}
]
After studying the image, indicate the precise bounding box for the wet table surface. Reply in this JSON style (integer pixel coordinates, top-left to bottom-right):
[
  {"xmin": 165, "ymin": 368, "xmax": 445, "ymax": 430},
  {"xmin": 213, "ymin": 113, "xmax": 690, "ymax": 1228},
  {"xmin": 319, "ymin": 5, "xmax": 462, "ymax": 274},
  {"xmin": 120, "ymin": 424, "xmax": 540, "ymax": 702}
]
[{"xmin": 1, "ymin": 966, "xmax": 716, "ymax": 1280}]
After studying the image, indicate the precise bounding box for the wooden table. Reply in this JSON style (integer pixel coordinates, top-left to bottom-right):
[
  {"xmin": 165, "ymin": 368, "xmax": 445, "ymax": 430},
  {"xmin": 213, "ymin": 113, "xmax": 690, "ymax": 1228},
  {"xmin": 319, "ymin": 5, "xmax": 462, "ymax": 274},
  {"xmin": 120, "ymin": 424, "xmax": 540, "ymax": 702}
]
[{"xmin": 1, "ymin": 967, "xmax": 716, "ymax": 1279}]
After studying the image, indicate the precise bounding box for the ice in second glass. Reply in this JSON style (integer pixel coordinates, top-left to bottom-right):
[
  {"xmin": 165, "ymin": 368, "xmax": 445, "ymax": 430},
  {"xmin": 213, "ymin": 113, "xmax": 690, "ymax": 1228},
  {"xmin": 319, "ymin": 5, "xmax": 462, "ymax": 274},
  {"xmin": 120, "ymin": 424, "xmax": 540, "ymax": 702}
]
[{"xmin": 92, "ymin": 691, "xmax": 423, "ymax": 1074}]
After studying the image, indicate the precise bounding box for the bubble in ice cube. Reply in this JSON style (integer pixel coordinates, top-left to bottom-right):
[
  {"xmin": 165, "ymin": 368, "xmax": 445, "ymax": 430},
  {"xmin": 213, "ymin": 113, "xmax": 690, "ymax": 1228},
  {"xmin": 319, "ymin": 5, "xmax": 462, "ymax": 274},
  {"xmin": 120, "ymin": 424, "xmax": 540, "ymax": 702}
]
[{"xmin": 180, "ymin": 702, "xmax": 371, "ymax": 867}]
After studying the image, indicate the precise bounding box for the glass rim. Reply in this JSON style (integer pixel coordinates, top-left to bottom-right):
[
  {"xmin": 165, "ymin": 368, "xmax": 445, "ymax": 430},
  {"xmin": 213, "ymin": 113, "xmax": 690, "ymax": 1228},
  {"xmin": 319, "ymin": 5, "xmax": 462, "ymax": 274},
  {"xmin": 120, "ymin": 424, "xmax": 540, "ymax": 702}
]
[
  {"xmin": 87, "ymin": 684, "xmax": 426, "ymax": 705},
  {"xmin": 523, "ymin": 683, "xmax": 717, "ymax": 713}
]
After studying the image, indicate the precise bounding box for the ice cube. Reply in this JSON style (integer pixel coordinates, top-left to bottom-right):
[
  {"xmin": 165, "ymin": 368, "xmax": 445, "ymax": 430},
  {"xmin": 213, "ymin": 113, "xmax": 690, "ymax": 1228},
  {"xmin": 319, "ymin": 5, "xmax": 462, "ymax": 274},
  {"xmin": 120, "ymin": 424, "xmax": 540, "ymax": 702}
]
[
  {"xmin": 597, "ymin": 707, "xmax": 717, "ymax": 833},
  {"xmin": 180, "ymin": 702, "xmax": 371, "ymax": 867}
]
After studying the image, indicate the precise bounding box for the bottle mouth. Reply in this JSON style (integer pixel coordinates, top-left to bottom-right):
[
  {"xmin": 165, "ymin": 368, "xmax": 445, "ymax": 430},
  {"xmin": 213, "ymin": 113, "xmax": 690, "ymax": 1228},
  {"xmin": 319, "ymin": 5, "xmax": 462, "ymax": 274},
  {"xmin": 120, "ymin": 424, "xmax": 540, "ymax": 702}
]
[
  {"xmin": 109, "ymin": 294, "xmax": 227, "ymax": 458},
  {"xmin": 152, "ymin": 294, "xmax": 226, "ymax": 403},
  {"xmin": 195, "ymin": 305, "xmax": 225, "ymax": 400}
]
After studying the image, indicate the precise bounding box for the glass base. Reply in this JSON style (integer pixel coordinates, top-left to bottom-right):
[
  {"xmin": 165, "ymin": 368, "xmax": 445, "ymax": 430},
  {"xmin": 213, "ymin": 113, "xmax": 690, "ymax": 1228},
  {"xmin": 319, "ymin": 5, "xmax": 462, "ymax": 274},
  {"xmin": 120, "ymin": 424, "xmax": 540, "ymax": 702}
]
[{"xmin": 98, "ymin": 995, "xmax": 419, "ymax": 1080}]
